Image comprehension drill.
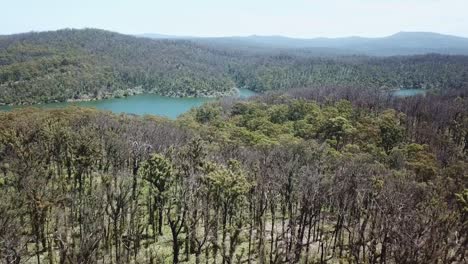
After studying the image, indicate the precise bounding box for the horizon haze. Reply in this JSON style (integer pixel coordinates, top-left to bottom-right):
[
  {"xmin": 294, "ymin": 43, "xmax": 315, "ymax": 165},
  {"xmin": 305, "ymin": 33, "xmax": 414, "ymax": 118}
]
[{"xmin": 2, "ymin": 0, "xmax": 468, "ymax": 38}]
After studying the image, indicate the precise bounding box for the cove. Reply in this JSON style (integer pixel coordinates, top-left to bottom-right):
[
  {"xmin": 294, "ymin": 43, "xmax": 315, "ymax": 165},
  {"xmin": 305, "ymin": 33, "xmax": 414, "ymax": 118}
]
[
  {"xmin": 391, "ymin": 88, "xmax": 426, "ymax": 97},
  {"xmin": 0, "ymin": 89, "xmax": 257, "ymax": 119}
]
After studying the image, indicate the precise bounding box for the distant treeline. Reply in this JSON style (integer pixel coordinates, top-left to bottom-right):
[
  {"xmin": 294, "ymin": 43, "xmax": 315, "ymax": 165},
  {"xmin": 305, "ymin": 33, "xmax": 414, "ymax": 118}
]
[{"xmin": 1, "ymin": 28, "xmax": 468, "ymax": 105}]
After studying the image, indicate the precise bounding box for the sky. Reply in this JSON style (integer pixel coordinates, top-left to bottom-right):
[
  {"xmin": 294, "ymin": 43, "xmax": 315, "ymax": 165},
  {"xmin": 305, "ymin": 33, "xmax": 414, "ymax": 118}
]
[{"xmin": 2, "ymin": 0, "xmax": 468, "ymax": 38}]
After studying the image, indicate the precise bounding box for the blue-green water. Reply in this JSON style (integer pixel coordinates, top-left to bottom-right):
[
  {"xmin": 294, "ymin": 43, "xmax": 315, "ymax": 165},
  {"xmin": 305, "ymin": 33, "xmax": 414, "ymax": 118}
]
[
  {"xmin": 391, "ymin": 89, "xmax": 426, "ymax": 97},
  {"xmin": 0, "ymin": 88, "xmax": 257, "ymax": 118},
  {"xmin": 237, "ymin": 88, "xmax": 258, "ymax": 98},
  {"xmin": 0, "ymin": 88, "xmax": 426, "ymax": 118}
]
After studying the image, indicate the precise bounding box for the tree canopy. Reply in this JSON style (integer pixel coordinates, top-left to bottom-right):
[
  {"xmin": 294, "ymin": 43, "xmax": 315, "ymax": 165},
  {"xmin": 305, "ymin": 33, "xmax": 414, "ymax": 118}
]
[{"xmin": 0, "ymin": 87, "xmax": 466, "ymax": 263}]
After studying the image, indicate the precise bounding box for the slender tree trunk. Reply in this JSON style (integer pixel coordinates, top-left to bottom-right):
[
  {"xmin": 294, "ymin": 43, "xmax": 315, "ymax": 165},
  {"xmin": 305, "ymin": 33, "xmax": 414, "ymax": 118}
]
[
  {"xmin": 158, "ymin": 207, "xmax": 163, "ymax": 236},
  {"xmin": 269, "ymin": 202, "xmax": 275, "ymax": 264}
]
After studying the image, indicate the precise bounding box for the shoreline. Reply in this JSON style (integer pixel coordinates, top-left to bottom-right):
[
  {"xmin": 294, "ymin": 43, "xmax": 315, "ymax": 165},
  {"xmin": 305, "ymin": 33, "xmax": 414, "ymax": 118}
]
[{"xmin": 1, "ymin": 87, "xmax": 241, "ymax": 107}]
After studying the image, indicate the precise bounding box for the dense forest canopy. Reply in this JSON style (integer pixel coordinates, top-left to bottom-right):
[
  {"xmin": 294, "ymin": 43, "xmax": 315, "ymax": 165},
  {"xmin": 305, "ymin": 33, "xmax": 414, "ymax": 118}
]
[
  {"xmin": 0, "ymin": 86, "xmax": 466, "ymax": 263},
  {"xmin": 1, "ymin": 29, "xmax": 468, "ymax": 105},
  {"xmin": 0, "ymin": 29, "xmax": 237, "ymax": 105}
]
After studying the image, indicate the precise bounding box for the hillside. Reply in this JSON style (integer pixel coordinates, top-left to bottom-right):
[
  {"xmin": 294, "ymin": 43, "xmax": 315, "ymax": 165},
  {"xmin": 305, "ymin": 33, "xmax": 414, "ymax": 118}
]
[
  {"xmin": 0, "ymin": 29, "xmax": 237, "ymax": 105},
  {"xmin": 1, "ymin": 29, "xmax": 468, "ymax": 105}
]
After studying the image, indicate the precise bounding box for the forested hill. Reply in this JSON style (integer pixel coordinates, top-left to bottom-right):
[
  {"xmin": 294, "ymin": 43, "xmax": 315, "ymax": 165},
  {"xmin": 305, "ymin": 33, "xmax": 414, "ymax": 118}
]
[
  {"xmin": 0, "ymin": 29, "xmax": 237, "ymax": 105},
  {"xmin": 1, "ymin": 28, "xmax": 468, "ymax": 105}
]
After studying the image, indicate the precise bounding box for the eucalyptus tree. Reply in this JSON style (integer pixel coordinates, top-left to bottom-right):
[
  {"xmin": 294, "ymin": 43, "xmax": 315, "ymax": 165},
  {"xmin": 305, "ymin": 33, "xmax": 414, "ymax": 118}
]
[
  {"xmin": 140, "ymin": 153, "xmax": 174, "ymax": 237},
  {"xmin": 202, "ymin": 160, "xmax": 251, "ymax": 264}
]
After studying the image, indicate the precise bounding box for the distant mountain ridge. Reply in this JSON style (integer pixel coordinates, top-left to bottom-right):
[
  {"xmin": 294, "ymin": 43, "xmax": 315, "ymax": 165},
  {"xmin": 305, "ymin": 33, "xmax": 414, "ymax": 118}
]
[{"xmin": 139, "ymin": 31, "xmax": 468, "ymax": 56}]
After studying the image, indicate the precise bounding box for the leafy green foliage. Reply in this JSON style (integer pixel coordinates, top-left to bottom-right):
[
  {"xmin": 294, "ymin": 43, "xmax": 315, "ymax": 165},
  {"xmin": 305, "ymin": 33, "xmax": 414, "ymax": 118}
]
[
  {"xmin": 202, "ymin": 160, "xmax": 251, "ymax": 203},
  {"xmin": 141, "ymin": 153, "xmax": 174, "ymax": 194}
]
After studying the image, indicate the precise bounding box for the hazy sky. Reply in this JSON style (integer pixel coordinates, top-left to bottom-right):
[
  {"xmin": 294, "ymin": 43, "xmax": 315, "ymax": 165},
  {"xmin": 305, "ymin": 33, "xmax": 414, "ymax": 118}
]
[{"xmin": 2, "ymin": 0, "xmax": 468, "ymax": 37}]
